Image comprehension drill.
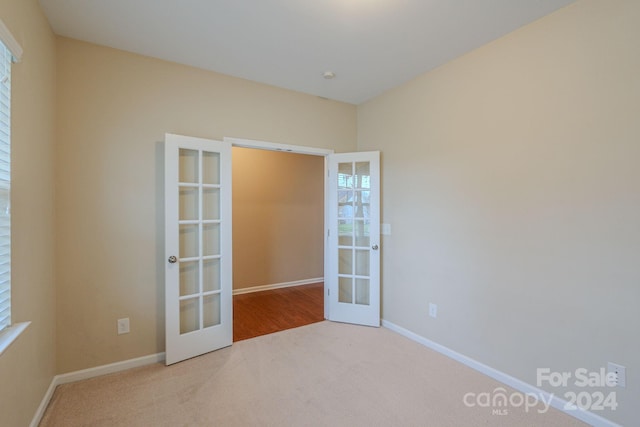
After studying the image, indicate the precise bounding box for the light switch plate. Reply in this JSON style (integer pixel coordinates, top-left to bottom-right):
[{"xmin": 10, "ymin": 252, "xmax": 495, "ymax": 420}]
[{"xmin": 429, "ymin": 303, "xmax": 438, "ymax": 318}]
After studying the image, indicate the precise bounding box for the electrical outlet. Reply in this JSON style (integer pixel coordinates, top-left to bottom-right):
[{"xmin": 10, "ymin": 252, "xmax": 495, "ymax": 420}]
[
  {"xmin": 117, "ymin": 317, "xmax": 130, "ymax": 335},
  {"xmin": 608, "ymin": 362, "xmax": 626, "ymax": 388},
  {"xmin": 429, "ymin": 303, "xmax": 438, "ymax": 318}
]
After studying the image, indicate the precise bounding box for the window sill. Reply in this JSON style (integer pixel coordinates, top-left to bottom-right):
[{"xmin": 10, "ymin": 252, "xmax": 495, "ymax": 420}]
[{"xmin": 0, "ymin": 321, "xmax": 31, "ymax": 356}]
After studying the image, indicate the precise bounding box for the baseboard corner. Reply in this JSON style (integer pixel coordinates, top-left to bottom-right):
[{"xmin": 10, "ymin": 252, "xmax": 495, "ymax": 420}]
[
  {"xmin": 30, "ymin": 375, "xmax": 58, "ymax": 427},
  {"xmin": 30, "ymin": 352, "xmax": 165, "ymax": 427}
]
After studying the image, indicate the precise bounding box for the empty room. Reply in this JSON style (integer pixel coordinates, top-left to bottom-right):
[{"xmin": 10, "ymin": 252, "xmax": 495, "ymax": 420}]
[{"xmin": 0, "ymin": 0, "xmax": 637, "ymax": 426}]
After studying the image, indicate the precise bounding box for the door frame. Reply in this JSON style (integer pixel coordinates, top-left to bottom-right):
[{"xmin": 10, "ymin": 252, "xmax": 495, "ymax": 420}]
[{"xmin": 223, "ymin": 137, "xmax": 334, "ymax": 319}]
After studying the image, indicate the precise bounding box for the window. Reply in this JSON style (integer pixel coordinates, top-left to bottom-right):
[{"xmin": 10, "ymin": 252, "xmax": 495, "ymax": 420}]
[
  {"xmin": 0, "ymin": 40, "xmax": 11, "ymax": 333},
  {"xmin": 0, "ymin": 19, "xmax": 25, "ymax": 353}
]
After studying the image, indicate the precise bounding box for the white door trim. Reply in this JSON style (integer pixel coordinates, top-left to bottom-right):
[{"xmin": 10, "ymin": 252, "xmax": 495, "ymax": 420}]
[{"xmin": 223, "ymin": 137, "xmax": 334, "ymax": 156}]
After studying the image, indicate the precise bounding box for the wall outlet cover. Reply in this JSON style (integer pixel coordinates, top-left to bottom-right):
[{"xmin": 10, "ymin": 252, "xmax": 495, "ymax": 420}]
[
  {"xmin": 607, "ymin": 362, "xmax": 626, "ymax": 388},
  {"xmin": 117, "ymin": 317, "xmax": 130, "ymax": 335}
]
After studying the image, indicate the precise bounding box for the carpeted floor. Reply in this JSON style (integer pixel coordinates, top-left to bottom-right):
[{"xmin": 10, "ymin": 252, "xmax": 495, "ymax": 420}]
[{"xmin": 40, "ymin": 321, "xmax": 586, "ymax": 426}]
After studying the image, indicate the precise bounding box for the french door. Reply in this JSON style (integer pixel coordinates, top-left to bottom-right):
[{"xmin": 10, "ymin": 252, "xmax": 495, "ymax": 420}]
[
  {"xmin": 165, "ymin": 135, "xmax": 380, "ymax": 364},
  {"xmin": 327, "ymin": 152, "xmax": 380, "ymax": 327},
  {"xmin": 164, "ymin": 134, "xmax": 232, "ymax": 365}
]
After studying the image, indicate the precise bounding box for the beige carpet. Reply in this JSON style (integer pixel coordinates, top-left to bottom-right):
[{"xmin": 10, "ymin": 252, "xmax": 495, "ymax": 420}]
[{"xmin": 41, "ymin": 321, "xmax": 586, "ymax": 426}]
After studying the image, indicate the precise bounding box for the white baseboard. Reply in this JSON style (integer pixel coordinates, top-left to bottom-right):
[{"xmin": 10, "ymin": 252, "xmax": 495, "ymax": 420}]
[
  {"xmin": 54, "ymin": 352, "xmax": 166, "ymax": 385},
  {"xmin": 30, "ymin": 352, "xmax": 165, "ymax": 427},
  {"xmin": 233, "ymin": 277, "xmax": 323, "ymax": 295},
  {"xmin": 381, "ymin": 320, "xmax": 621, "ymax": 427},
  {"xmin": 30, "ymin": 376, "xmax": 58, "ymax": 427}
]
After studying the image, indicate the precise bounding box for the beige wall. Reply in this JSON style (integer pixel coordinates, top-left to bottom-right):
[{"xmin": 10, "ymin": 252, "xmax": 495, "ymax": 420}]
[
  {"xmin": 55, "ymin": 37, "xmax": 356, "ymax": 373},
  {"xmin": 233, "ymin": 148, "xmax": 324, "ymax": 290},
  {"xmin": 0, "ymin": 0, "xmax": 57, "ymax": 426},
  {"xmin": 4, "ymin": 1, "xmax": 635, "ymax": 425},
  {"xmin": 358, "ymin": 1, "xmax": 639, "ymax": 425}
]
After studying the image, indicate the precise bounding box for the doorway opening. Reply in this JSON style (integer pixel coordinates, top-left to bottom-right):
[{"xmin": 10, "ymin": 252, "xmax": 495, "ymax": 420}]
[{"xmin": 229, "ymin": 143, "xmax": 329, "ymax": 341}]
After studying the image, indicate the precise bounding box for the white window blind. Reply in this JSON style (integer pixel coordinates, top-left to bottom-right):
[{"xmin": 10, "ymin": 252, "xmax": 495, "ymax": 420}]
[{"xmin": 0, "ymin": 41, "xmax": 11, "ymax": 332}]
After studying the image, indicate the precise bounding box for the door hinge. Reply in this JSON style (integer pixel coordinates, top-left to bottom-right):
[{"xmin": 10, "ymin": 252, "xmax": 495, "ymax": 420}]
[
  {"xmin": 327, "ymin": 229, "xmax": 330, "ymax": 237},
  {"xmin": 328, "ymin": 288, "xmax": 330, "ymax": 296}
]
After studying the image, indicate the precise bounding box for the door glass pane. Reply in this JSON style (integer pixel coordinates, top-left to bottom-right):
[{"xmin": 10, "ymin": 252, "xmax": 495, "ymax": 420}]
[
  {"xmin": 358, "ymin": 204, "xmax": 370, "ymax": 219},
  {"xmin": 339, "ymin": 277, "xmax": 353, "ymax": 303},
  {"xmin": 354, "ymin": 191, "xmax": 370, "ymax": 218},
  {"xmin": 202, "ymin": 258, "xmax": 220, "ymax": 292},
  {"xmin": 338, "ymin": 219, "xmax": 353, "ymax": 246},
  {"xmin": 179, "ymin": 261, "xmax": 199, "ymax": 296},
  {"xmin": 355, "ymin": 278, "xmax": 370, "ymax": 305},
  {"xmin": 355, "ymin": 162, "xmax": 370, "ymax": 189},
  {"xmin": 179, "ymin": 149, "xmax": 199, "ymax": 183},
  {"xmin": 338, "ymin": 202, "xmax": 353, "ymax": 218},
  {"xmin": 355, "ymin": 250, "xmax": 370, "ymax": 276},
  {"xmin": 203, "ymin": 188, "xmax": 220, "ymax": 220},
  {"xmin": 338, "ymin": 162, "xmax": 353, "ymax": 189},
  {"xmin": 180, "ymin": 297, "xmax": 200, "ymax": 334},
  {"xmin": 203, "ymin": 294, "xmax": 221, "ymax": 328},
  {"xmin": 203, "ymin": 223, "xmax": 220, "ymax": 256},
  {"xmin": 360, "ymin": 190, "xmax": 370, "ymax": 204},
  {"xmin": 338, "ymin": 190, "xmax": 353, "ymax": 218},
  {"xmin": 354, "ymin": 220, "xmax": 370, "ymax": 247},
  {"xmin": 202, "ymin": 152, "xmax": 220, "ymax": 185},
  {"xmin": 339, "ymin": 248, "xmax": 352, "ymax": 274},
  {"xmin": 179, "ymin": 224, "xmax": 199, "ymax": 258},
  {"xmin": 179, "ymin": 187, "xmax": 199, "ymax": 221}
]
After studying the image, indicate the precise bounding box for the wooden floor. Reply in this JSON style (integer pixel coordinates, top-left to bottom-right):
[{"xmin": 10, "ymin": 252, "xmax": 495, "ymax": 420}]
[{"xmin": 233, "ymin": 282, "xmax": 324, "ymax": 341}]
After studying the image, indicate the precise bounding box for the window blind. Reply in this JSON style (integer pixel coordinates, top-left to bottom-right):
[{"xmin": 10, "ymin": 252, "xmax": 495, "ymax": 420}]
[{"xmin": 0, "ymin": 42, "xmax": 11, "ymax": 332}]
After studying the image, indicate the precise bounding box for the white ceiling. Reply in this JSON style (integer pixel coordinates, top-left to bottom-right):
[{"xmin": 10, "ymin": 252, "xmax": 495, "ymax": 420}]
[{"xmin": 39, "ymin": 0, "xmax": 576, "ymax": 105}]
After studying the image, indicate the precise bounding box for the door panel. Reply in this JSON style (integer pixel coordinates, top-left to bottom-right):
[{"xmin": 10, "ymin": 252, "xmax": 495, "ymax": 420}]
[
  {"xmin": 327, "ymin": 152, "xmax": 380, "ymax": 327},
  {"xmin": 165, "ymin": 134, "xmax": 232, "ymax": 365}
]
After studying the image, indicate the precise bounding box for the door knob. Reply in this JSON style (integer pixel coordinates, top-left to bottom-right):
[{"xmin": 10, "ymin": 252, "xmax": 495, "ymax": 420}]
[
  {"xmin": 168, "ymin": 256, "xmax": 177, "ymax": 264},
  {"xmin": 372, "ymin": 245, "xmax": 379, "ymax": 250}
]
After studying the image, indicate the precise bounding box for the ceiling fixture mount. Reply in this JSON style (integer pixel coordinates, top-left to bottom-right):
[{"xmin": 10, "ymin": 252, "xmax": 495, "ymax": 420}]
[{"xmin": 323, "ymin": 71, "xmax": 336, "ymax": 80}]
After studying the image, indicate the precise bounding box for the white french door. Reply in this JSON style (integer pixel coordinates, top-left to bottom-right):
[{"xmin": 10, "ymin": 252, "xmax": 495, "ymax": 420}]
[
  {"xmin": 327, "ymin": 152, "xmax": 380, "ymax": 327},
  {"xmin": 164, "ymin": 133, "xmax": 232, "ymax": 365}
]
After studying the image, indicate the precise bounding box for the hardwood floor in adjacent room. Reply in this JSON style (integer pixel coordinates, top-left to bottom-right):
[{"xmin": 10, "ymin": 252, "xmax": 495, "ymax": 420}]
[{"xmin": 233, "ymin": 282, "xmax": 324, "ymax": 341}]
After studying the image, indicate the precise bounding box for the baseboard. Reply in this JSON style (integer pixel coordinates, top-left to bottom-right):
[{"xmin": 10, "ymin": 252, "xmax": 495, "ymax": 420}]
[
  {"xmin": 233, "ymin": 277, "xmax": 323, "ymax": 295},
  {"xmin": 55, "ymin": 352, "xmax": 166, "ymax": 385},
  {"xmin": 30, "ymin": 376, "xmax": 58, "ymax": 427},
  {"xmin": 30, "ymin": 352, "xmax": 165, "ymax": 427},
  {"xmin": 381, "ymin": 320, "xmax": 621, "ymax": 427}
]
